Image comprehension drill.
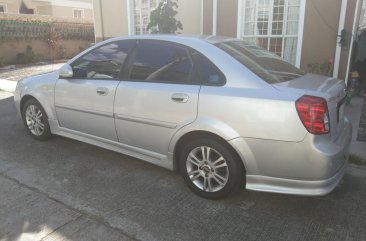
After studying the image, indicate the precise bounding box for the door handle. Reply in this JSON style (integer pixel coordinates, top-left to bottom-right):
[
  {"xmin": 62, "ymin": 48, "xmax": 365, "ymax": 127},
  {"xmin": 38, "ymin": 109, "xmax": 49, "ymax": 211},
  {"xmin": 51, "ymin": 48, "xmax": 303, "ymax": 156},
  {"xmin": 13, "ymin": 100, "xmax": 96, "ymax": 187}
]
[
  {"xmin": 96, "ymin": 87, "xmax": 109, "ymax": 96},
  {"xmin": 171, "ymin": 93, "xmax": 189, "ymax": 103}
]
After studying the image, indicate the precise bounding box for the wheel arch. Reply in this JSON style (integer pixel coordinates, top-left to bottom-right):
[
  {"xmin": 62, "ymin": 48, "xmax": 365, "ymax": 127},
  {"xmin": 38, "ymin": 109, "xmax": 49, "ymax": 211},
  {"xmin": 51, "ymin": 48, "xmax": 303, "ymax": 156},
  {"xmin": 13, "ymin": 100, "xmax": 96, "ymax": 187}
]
[
  {"xmin": 19, "ymin": 94, "xmax": 54, "ymax": 120},
  {"xmin": 172, "ymin": 130, "xmax": 247, "ymax": 178},
  {"xmin": 20, "ymin": 95, "xmax": 37, "ymax": 115}
]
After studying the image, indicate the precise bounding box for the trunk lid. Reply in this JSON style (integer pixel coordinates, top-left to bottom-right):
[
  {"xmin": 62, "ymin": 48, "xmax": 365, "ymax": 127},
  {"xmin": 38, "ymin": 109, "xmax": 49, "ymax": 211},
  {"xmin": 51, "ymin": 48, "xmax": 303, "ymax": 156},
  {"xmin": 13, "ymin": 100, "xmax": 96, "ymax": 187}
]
[{"xmin": 274, "ymin": 74, "xmax": 347, "ymax": 141}]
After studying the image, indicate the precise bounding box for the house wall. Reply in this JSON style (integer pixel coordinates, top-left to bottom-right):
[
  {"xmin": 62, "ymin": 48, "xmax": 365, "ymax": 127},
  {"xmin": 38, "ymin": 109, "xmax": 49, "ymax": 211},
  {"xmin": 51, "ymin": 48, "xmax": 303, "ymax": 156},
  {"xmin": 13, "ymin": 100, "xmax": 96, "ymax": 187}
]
[
  {"xmin": 338, "ymin": 0, "xmax": 359, "ymax": 80},
  {"xmin": 94, "ymin": 0, "xmax": 202, "ymax": 41},
  {"xmin": 301, "ymin": 0, "xmax": 341, "ymax": 72},
  {"xmin": 217, "ymin": 0, "xmax": 237, "ymax": 37},
  {"xmin": 0, "ymin": 0, "xmax": 21, "ymax": 13},
  {"xmin": 176, "ymin": 0, "xmax": 202, "ymax": 35},
  {"xmin": 35, "ymin": 5, "xmax": 53, "ymax": 15},
  {"xmin": 93, "ymin": 0, "xmax": 129, "ymax": 42},
  {"xmin": 202, "ymin": 0, "xmax": 213, "ymax": 35},
  {"xmin": 50, "ymin": 5, "xmax": 93, "ymax": 19},
  {"xmin": 301, "ymin": 0, "xmax": 359, "ymax": 80}
]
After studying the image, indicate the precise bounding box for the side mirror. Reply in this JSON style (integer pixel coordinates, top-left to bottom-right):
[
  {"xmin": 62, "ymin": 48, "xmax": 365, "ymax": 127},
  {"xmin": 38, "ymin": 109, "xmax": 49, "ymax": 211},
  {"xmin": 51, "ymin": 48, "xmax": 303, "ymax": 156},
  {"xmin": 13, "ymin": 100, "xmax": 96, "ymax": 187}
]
[{"xmin": 59, "ymin": 64, "xmax": 73, "ymax": 78}]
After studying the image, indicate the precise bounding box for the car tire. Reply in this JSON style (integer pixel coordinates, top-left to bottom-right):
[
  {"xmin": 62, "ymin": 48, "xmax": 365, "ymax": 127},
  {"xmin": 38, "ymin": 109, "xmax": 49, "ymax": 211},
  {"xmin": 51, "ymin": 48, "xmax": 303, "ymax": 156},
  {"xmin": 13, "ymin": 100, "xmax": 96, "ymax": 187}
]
[
  {"xmin": 22, "ymin": 98, "xmax": 52, "ymax": 141},
  {"xmin": 179, "ymin": 138, "xmax": 244, "ymax": 199}
]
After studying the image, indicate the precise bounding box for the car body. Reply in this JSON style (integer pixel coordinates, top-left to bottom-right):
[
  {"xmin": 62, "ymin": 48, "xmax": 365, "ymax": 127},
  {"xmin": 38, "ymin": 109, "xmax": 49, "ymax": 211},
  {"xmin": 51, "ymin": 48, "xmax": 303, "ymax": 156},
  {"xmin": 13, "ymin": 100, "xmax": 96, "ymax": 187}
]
[{"xmin": 14, "ymin": 35, "xmax": 352, "ymax": 199}]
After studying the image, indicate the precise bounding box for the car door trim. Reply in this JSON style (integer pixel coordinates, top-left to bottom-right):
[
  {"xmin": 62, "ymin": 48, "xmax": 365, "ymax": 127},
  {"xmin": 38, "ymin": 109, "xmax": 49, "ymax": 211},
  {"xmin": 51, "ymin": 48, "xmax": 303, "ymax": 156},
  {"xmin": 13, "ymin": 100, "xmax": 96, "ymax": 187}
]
[
  {"xmin": 114, "ymin": 114, "xmax": 177, "ymax": 129},
  {"xmin": 55, "ymin": 104, "xmax": 114, "ymax": 118}
]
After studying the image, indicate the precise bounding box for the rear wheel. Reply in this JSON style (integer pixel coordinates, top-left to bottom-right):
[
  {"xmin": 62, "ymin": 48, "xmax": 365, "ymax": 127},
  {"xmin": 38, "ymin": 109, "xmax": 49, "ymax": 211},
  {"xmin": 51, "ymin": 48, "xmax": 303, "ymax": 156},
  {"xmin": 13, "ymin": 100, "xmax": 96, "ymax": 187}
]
[
  {"xmin": 22, "ymin": 99, "xmax": 51, "ymax": 141},
  {"xmin": 179, "ymin": 138, "xmax": 244, "ymax": 199}
]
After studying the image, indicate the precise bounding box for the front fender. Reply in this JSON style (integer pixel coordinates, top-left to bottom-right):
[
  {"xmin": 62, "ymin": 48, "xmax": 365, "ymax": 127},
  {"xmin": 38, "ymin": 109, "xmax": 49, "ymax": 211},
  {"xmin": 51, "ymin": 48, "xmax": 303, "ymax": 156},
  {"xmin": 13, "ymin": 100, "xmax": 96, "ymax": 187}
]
[{"xmin": 18, "ymin": 72, "xmax": 58, "ymax": 120}]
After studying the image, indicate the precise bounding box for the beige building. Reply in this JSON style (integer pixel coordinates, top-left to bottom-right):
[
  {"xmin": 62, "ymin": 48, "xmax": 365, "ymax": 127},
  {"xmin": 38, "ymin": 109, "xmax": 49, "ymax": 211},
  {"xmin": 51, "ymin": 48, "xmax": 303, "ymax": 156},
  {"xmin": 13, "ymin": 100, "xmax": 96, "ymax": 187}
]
[
  {"xmin": 0, "ymin": 0, "xmax": 93, "ymax": 19},
  {"xmin": 0, "ymin": 0, "xmax": 21, "ymax": 13},
  {"xmin": 93, "ymin": 0, "xmax": 365, "ymax": 82}
]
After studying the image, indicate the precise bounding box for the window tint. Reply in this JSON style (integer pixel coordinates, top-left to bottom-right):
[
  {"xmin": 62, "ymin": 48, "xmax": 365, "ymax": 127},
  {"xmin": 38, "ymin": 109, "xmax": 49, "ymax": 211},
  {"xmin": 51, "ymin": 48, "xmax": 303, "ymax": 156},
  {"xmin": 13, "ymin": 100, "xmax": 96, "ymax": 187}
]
[
  {"xmin": 72, "ymin": 40, "xmax": 135, "ymax": 79},
  {"xmin": 129, "ymin": 41, "xmax": 193, "ymax": 83},
  {"xmin": 216, "ymin": 41, "xmax": 305, "ymax": 84},
  {"xmin": 192, "ymin": 52, "xmax": 226, "ymax": 86}
]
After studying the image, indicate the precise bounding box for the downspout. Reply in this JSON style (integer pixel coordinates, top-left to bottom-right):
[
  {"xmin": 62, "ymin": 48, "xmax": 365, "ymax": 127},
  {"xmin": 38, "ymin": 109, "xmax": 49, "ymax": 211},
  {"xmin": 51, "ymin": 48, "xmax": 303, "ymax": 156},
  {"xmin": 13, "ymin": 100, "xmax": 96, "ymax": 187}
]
[
  {"xmin": 212, "ymin": 0, "xmax": 217, "ymax": 35},
  {"xmin": 200, "ymin": 0, "xmax": 204, "ymax": 35},
  {"xmin": 98, "ymin": 0, "xmax": 105, "ymax": 41},
  {"xmin": 345, "ymin": 0, "xmax": 361, "ymax": 86},
  {"xmin": 127, "ymin": 0, "xmax": 135, "ymax": 35},
  {"xmin": 333, "ymin": 0, "xmax": 348, "ymax": 79},
  {"xmin": 237, "ymin": 0, "xmax": 243, "ymax": 39}
]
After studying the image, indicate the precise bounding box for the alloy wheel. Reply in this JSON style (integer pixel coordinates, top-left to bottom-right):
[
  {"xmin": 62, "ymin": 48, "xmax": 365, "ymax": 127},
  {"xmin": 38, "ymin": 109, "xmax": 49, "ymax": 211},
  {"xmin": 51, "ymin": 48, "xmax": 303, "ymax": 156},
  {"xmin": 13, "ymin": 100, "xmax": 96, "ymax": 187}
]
[
  {"xmin": 25, "ymin": 105, "xmax": 45, "ymax": 136},
  {"xmin": 186, "ymin": 146, "xmax": 229, "ymax": 192}
]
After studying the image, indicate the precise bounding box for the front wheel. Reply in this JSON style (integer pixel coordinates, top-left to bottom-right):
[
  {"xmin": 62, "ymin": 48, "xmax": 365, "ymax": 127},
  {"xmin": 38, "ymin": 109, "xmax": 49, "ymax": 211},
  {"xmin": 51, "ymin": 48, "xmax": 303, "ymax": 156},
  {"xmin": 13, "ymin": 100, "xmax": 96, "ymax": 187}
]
[
  {"xmin": 179, "ymin": 138, "xmax": 244, "ymax": 199},
  {"xmin": 22, "ymin": 99, "xmax": 52, "ymax": 141}
]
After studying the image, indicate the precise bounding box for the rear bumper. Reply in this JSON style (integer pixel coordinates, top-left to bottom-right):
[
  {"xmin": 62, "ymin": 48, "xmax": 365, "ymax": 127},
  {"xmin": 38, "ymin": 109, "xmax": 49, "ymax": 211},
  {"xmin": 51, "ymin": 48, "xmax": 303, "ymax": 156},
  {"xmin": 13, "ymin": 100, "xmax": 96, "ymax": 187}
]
[
  {"xmin": 230, "ymin": 119, "xmax": 352, "ymax": 196},
  {"xmin": 245, "ymin": 162, "xmax": 347, "ymax": 196}
]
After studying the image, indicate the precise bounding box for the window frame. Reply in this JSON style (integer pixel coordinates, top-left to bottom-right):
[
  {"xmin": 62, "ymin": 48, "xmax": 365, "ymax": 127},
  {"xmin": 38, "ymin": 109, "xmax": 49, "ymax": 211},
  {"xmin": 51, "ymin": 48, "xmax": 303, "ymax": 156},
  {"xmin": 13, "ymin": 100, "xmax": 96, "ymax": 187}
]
[
  {"xmin": 237, "ymin": 0, "xmax": 304, "ymax": 66},
  {"xmin": 190, "ymin": 50, "xmax": 227, "ymax": 87},
  {"xmin": 132, "ymin": 0, "xmax": 160, "ymax": 35},
  {"xmin": 68, "ymin": 40, "xmax": 137, "ymax": 81},
  {"xmin": 124, "ymin": 40, "xmax": 198, "ymax": 85},
  {"xmin": 0, "ymin": 4, "xmax": 7, "ymax": 13}
]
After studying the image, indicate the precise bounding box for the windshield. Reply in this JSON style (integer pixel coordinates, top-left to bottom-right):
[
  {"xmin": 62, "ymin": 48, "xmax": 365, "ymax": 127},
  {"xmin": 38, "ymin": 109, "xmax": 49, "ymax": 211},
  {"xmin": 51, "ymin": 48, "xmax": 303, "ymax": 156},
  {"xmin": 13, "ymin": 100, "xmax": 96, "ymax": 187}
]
[{"xmin": 215, "ymin": 41, "xmax": 306, "ymax": 83}]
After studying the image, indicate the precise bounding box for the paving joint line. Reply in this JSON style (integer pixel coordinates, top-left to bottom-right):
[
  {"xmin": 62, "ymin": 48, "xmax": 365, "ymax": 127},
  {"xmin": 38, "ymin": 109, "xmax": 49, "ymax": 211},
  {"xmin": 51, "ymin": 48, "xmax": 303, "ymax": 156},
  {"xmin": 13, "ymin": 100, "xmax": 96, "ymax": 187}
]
[{"xmin": 0, "ymin": 170, "xmax": 141, "ymax": 241}]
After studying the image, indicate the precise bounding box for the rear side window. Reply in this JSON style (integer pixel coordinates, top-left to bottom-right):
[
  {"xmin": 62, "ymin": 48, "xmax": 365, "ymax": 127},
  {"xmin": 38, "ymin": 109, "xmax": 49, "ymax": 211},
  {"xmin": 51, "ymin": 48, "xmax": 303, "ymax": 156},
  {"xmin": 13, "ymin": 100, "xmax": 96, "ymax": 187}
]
[
  {"xmin": 191, "ymin": 52, "xmax": 226, "ymax": 86},
  {"xmin": 71, "ymin": 40, "xmax": 135, "ymax": 79},
  {"xmin": 129, "ymin": 41, "xmax": 193, "ymax": 83},
  {"xmin": 216, "ymin": 41, "xmax": 305, "ymax": 83}
]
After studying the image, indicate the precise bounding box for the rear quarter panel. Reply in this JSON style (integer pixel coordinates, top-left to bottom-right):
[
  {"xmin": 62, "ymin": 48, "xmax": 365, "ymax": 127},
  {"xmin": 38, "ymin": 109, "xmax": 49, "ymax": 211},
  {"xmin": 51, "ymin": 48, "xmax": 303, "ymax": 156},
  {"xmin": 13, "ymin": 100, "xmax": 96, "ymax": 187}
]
[{"xmin": 198, "ymin": 86, "xmax": 307, "ymax": 142}]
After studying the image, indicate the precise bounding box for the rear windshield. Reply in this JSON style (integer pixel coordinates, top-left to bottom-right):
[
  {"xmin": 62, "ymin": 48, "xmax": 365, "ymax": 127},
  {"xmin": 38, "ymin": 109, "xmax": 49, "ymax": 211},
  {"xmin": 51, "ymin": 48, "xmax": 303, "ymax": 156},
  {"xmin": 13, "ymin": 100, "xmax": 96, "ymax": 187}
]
[{"xmin": 215, "ymin": 41, "xmax": 305, "ymax": 84}]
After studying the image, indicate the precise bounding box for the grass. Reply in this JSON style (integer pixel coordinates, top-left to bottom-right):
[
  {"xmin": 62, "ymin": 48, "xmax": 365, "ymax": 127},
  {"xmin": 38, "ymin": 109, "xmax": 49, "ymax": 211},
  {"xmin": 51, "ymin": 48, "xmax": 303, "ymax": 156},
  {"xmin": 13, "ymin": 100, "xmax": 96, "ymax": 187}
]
[{"xmin": 349, "ymin": 154, "xmax": 366, "ymax": 165}]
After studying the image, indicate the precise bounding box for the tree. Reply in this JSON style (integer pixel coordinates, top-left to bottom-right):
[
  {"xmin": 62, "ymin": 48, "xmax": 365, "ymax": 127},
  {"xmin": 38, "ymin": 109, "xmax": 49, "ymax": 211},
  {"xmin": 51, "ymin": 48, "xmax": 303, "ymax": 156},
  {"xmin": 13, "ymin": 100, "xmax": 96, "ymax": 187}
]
[{"xmin": 147, "ymin": 0, "xmax": 183, "ymax": 34}]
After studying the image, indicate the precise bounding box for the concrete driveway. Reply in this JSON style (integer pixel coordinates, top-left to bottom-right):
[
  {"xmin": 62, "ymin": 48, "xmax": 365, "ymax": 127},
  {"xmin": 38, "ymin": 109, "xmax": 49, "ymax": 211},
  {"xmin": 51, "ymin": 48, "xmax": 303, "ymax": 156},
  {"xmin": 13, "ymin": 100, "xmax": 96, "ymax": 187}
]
[{"xmin": 1, "ymin": 92, "xmax": 366, "ymax": 241}]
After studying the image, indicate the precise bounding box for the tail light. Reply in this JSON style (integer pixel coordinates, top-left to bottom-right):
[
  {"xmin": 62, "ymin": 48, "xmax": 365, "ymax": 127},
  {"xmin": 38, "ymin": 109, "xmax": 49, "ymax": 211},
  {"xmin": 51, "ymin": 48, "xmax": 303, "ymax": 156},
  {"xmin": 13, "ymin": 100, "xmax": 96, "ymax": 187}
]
[{"xmin": 295, "ymin": 95, "xmax": 330, "ymax": 135}]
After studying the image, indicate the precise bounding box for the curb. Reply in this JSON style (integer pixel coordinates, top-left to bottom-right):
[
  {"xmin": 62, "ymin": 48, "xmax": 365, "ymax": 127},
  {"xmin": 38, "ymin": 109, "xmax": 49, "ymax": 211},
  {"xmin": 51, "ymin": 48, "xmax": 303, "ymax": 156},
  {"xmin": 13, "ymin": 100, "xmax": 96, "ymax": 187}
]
[{"xmin": 0, "ymin": 79, "xmax": 16, "ymax": 92}]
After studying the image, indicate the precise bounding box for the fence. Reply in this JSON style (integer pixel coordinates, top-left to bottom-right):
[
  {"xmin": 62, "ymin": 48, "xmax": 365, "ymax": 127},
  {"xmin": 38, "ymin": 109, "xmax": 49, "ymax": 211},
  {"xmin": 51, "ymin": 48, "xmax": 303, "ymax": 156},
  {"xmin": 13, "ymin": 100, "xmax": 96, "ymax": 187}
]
[{"xmin": 0, "ymin": 14, "xmax": 95, "ymax": 66}]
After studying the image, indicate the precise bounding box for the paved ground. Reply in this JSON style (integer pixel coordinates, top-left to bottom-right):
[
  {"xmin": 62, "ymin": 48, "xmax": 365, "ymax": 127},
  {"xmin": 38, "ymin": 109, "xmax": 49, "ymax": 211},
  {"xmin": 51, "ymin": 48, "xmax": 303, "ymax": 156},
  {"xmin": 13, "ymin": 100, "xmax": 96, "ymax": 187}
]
[
  {"xmin": 1, "ymin": 66, "xmax": 366, "ymax": 240},
  {"xmin": 0, "ymin": 63, "xmax": 64, "ymax": 82},
  {"xmin": 1, "ymin": 92, "xmax": 366, "ymax": 241},
  {"xmin": 346, "ymin": 97, "xmax": 366, "ymax": 159}
]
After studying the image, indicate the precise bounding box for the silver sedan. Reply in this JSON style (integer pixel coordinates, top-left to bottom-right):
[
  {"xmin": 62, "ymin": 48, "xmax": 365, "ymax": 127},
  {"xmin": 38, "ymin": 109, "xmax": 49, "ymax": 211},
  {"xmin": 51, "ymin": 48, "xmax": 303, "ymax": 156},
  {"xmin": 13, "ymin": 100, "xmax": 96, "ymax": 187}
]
[{"xmin": 14, "ymin": 35, "xmax": 352, "ymax": 199}]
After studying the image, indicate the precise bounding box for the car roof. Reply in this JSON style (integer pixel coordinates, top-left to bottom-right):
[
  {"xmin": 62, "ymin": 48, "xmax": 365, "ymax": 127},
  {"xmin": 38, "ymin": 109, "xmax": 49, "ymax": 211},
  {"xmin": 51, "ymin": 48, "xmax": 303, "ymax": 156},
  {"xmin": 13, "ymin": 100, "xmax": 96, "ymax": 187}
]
[{"xmin": 105, "ymin": 34, "xmax": 239, "ymax": 45}]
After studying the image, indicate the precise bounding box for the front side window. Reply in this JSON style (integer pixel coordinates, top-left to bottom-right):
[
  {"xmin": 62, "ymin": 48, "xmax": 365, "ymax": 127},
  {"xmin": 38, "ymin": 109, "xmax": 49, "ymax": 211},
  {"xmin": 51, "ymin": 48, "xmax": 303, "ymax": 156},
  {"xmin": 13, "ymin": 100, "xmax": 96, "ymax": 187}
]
[
  {"xmin": 71, "ymin": 40, "xmax": 135, "ymax": 79},
  {"xmin": 129, "ymin": 41, "xmax": 193, "ymax": 83},
  {"xmin": 239, "ymin": 0, "xmax": 301, "ymax": 65},
  {"xmin": 216, "ymin": 40, "xmax": 305, "ymax": 83}
]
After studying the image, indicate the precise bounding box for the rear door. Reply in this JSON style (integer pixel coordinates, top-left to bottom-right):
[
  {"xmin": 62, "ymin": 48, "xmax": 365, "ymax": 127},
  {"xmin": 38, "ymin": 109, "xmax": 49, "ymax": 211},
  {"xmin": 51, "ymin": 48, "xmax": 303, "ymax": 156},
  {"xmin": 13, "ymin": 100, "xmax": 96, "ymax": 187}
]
[
  {"xmin": 114, "ymin": 40, "xmax": 200, "ymax": 154},
  {"xmin": 55, "ymin": 40, "xmax": 135, "ymax": 141}
]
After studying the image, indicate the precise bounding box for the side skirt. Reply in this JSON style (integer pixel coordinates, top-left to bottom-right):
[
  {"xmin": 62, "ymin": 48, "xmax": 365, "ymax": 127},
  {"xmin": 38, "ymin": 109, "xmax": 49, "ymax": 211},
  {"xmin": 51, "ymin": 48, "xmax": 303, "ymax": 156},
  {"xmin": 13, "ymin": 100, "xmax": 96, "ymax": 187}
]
[{"xmin": 48, "ymin": 119, "xmax": 174, "ymax": 170}]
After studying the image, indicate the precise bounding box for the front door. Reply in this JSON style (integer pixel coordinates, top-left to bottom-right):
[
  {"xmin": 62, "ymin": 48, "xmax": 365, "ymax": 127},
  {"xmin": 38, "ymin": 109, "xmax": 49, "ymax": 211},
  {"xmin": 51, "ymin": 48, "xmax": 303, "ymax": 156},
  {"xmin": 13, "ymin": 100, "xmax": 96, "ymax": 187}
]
[
  {"xmin": 55, "ymin": 40, "xmax": 136, "ymax": 141},
  {"xmin": 114, "ymin": 40, "xmax": 200, "ymax": 154}
]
